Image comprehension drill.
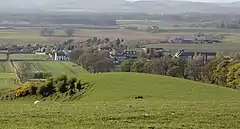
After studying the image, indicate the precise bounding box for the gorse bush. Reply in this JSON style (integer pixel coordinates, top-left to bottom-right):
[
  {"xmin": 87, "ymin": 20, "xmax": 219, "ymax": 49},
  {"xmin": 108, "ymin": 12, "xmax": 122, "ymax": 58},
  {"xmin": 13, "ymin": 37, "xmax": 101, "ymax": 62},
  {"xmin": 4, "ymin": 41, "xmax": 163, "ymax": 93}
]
[{"xmin": 12, "ymin": 75, "xmax": 89, "ymax": 100}]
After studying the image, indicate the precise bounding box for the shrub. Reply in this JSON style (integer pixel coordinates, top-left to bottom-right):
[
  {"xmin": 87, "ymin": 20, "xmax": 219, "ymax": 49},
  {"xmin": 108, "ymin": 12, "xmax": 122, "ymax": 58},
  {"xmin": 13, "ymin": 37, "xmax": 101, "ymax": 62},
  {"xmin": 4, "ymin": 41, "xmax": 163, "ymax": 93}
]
[
  {"xmin": 29, "ymin": 86, "xmax": 38, "ymax": 95},
  {"xmin": 45, "ymin": 79, "xmax": 55, "ymax": 93},
  {"xmin": 76, "ymin": 80, "xmax": 84, "ymax": 92},
  {"xmin": 68, "ymin": 77, "xmax": 77, "ymax": 90},
  {"xmin": 56, "ymin": 81, "xmax": 68, "ymax": 93},
  {"xmin": 16, "ymin": 88, "xmax": 25, "ymax": 97},
  {"xmin": 68, "ymin": 89, "xmax": 75, "ymax": 96},
  {"xmin": 38, "ymin": 86, "xmax": 47, "ymax": 96}
]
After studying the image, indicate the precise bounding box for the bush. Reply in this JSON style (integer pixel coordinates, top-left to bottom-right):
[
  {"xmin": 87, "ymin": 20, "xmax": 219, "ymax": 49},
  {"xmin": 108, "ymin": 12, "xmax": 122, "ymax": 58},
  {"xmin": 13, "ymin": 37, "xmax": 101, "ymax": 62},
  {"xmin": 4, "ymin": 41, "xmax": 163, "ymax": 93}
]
[
  {"xmin": 38, "ymin": 86, "xmax": 47, "ymax": 96},
  {"xmin": 76, "ymin": 80, "xmax": 84, "ymax": 92},
  {"xmin": 55, "ymin": 75, "xmax": 68, "ymax": 84},
  {"xmin": 68, "ymin": 77, "xmax": 77, "ymax": 90},
  {"xmin": 29, "ymin": 86, "xmax": 38, "ymax": 95},
  {"xmin": 45, "ymin": 79, "xmax": 55, "ymax": 93},
  {"xmin": 56, "ymin": 81, "xmax": 68, "ymax": 93},
  {"xmin": 120, "ymin": 59, "xmax": 134, "ymax": 72},
  {"xmin": 68, "ymin": 89, "xmax": 75, "ymax": 96}
]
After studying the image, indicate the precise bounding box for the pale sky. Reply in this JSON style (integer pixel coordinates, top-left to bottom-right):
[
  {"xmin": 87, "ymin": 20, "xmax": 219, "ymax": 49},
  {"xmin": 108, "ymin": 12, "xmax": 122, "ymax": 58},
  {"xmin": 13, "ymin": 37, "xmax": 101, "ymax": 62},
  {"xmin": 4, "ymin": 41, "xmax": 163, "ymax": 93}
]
[{"xmin": 128, "ymin": 0, "xmax": 240, "ymax": 2}]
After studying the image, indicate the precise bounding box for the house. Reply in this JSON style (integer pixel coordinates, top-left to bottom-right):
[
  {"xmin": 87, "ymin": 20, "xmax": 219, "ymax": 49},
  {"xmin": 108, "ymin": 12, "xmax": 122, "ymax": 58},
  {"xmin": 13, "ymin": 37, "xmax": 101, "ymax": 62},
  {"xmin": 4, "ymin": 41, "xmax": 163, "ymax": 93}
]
[
  {"xmin": 110, "ymin": 49, "xmax": 137, "ymax": 63},
  {"xmin": 175, "ymin": 49, "xmax": 217, "ymax": 61},
  {"xmin": 141, "ymin": 46, "xmax": 171, "ymax": 58},
  {"xmin": 53, "ymin": 50, "xmax": 70, "ymax": 61}
]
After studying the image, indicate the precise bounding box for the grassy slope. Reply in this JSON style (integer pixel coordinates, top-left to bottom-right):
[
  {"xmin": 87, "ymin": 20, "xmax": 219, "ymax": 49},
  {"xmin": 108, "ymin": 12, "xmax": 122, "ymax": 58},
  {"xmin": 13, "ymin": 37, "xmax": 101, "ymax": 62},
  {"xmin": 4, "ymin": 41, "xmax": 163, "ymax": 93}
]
[
  {"xmin": 79, "ymin": 72, "xmax": 240, "ymax": 101},
  {"xmin": 1, "ymin": 72, "xmax": 240, "ymax": 129}
]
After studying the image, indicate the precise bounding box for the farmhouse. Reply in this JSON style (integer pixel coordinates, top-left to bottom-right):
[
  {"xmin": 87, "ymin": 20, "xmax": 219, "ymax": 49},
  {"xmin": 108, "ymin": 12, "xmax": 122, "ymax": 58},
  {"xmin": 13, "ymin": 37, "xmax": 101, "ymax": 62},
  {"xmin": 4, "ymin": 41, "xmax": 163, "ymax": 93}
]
[
  {"xmin": 175, "ymin": 49, "xmax": 217, "ymax": 61},
  {"xmin": 53, "ymin": 50, "xmax": 70, "ymax": 61},
  {"xmin": 110, "ymin": 49, "xmax": 137, "ymax": 63},
  {"xmin": 168, "ymin": 36, "xmax": 222, "ymax": 44}
]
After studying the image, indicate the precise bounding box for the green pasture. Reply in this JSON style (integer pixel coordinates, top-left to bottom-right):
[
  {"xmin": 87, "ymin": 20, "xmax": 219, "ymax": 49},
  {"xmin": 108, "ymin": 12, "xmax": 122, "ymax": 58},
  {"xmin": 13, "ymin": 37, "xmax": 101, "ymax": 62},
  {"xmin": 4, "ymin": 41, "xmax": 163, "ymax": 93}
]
[
  {"xmin": 13, "ymin": 61, "xmax": 89, "ymax": 77},
  {"xmin": 9, "ymin": 54, "xmax": 50, "ymax": 60},
  {"xmin": 0, "ymin": 72, "xmax": 240, "ymax": 129}
]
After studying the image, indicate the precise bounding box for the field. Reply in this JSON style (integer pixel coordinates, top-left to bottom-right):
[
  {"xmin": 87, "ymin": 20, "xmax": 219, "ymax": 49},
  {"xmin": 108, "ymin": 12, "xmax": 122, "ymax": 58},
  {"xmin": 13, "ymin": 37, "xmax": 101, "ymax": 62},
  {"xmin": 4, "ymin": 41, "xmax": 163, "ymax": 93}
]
[
  {"xmin": 1, "ymin": 72, "xmax": 240, "ymax": 129},
  {"xmin": 9, "ymin": 54, "xmax": 50, "ymax": 60},
  {"xmin": 0, "ymin": 27, "xmax": 240, "ymax": 53},
  {"xmin": 0, "ymin": 61, "xmax": 14, "ymax": 73},
  {"xmin": 13, "ymin": 61, "xmax": 89, "ymax": 77},
  {"xmin": 0, "ymin": 62, "xmax": 19, "ymax": 90},
  {"xmin": 0, "ymin": 28, "xmax": 171, "ymax": 44}
]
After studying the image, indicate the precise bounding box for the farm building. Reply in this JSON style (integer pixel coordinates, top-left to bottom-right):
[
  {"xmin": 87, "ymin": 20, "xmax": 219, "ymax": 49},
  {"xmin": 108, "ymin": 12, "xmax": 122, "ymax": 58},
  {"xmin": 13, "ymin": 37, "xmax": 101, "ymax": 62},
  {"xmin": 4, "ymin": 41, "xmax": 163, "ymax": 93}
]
[
  {"xmin": 175, "ymin": 49, "xmax": 217, "ymax": 61},
  {"xmin": 110, "ymin": 49, "xmax": 137, "ymax": 63},
  {"xmin": 53, "ymin": 50, "xmax": 70, "ymax": 61}
]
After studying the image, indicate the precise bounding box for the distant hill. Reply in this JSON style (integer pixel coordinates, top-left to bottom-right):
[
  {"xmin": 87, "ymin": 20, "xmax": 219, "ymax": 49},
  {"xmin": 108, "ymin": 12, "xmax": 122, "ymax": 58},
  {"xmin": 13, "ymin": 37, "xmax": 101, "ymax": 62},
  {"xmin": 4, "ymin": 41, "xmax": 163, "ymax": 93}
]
[{"xmin": 1, "ymin": 0, "xmax": 240, "ymax": 14}]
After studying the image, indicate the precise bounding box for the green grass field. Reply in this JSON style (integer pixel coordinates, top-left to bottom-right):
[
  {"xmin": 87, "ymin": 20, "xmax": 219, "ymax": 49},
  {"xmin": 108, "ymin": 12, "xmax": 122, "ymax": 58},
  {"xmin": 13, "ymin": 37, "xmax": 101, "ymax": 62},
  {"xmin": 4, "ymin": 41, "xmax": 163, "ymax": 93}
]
[
  {"xmin": 0, "ymin": 61, "xmax": 14, "ymax": 73},
  {"xmin": 13, "ymin": 61, "xmax": 89, "ymax": 77},
  {"xmin": 9, "ymin": 54, "xmax": 50, "ymax": 60},
  {"xmin": 0, "ymin": 61, "xmax": 19, "ymax": 90},
  {"xmin": 1, "ymin": 72, "xmax": 240, "ymax": 129}
]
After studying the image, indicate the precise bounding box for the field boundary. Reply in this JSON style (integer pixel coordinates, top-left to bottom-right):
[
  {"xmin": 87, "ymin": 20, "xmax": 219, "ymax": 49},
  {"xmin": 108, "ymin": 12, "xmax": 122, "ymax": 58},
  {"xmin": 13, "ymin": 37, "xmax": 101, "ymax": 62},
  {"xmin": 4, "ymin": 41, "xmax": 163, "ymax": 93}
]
[{"xmin": 10, "ymin": 61, "xmax": 22, "ymax": 84}]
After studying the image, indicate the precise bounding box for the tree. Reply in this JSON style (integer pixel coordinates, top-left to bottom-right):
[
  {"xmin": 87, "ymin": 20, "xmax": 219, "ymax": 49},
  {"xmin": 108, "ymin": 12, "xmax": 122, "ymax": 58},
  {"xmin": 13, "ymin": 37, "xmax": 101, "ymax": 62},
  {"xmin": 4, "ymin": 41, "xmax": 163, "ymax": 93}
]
[
  {"xmin": 65, "ymin": 28, "xmax": 75, "ymax": 37},
  {"xmin": 120, "ymin": 59, "xmax": 134, "ymax": 72},
  {"xmin": 167, "ymin": 66, "xmax": 184, "ymax": 78},
  {"xmin": 227, "ymin": 63, "xmax": 240, "ymax": 89},
  {"xmin": 184, "ymin": 60, "xmax": 203, "ymax": 81},
  {"xmin": 77, "ymin": 50, "xmax": 113, "ymax": 73},
  {"xmin": 94, "ymin": 59, "xmax": 114, "ymax": 73},
  {"xmin": 202, "ymin": 54, "xmax": 225, "ymax": 83},
  {"xmin": 211, "ymin": 60, "xmax": 230, "ymax": 86},
  {"xmin": 143, "ymin": 57, "xmax": 178, "ymax": 75},
  {"xmin": 131, "ymin": 59, "xmax": 146, "ymax": 73},
  {"xmin": 116, "ymin": 38, "xmax": 121, "ymax": 47},
  {"xmin": 105, "ymin": 38, "xmax": 110, "ymax": 43}
]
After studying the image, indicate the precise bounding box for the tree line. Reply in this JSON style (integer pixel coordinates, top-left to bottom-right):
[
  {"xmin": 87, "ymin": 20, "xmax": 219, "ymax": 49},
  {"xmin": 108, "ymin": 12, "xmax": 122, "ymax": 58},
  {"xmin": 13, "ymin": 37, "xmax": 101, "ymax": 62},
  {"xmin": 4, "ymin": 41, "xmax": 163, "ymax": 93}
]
[{"xmin": 120, "ymin": 53, "xmax": 240, "ymax": 89}]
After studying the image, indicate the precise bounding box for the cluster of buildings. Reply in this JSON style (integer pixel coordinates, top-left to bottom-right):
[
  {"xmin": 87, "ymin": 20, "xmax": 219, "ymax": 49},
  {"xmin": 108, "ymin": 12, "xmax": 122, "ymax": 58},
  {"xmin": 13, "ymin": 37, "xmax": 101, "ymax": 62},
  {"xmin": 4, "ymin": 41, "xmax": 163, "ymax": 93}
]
[
  {"xmin": 0, "ymin": 37, "xmax": 220, "ymax": 63},
  {"xmin": 167, "ymin": 36, "xmax": 222, "ymax": 44}
]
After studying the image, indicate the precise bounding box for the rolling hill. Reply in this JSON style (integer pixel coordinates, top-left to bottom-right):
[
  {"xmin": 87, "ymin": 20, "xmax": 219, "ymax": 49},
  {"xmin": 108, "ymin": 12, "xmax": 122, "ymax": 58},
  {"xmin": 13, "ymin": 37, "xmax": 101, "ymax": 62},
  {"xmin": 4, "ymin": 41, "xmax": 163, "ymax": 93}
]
[
  {"xmin": 1, "ymin": 72, "xmax": 240, "ymax": 129},
  {"xmin": 79, "ymin": 72, "xmax": 240, "ymax": 101}
]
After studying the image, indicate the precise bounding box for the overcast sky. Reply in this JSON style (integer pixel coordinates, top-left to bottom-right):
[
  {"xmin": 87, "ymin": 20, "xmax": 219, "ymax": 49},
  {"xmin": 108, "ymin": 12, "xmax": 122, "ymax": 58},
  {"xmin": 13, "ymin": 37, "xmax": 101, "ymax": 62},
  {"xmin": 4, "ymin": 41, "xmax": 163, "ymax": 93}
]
[{"xmin": 128, "ymin": 0, "xmax": 240, "ymax": 2}]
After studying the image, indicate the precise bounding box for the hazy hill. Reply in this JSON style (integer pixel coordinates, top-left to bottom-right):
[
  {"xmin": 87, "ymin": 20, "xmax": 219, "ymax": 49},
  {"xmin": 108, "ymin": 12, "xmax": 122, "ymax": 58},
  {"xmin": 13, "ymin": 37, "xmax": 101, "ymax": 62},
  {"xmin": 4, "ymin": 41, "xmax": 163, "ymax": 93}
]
[{"xmin": 0, "ymin": 0, "xmax": 240, "ymax": 14}]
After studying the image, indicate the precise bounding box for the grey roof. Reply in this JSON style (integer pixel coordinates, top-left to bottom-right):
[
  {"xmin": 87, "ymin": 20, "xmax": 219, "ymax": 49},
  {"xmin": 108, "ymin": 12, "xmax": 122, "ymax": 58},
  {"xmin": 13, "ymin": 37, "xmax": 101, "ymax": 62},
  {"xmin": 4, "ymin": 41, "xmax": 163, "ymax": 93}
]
[{"xmin": 57, "ymin": 51, "xmax": 67, "ymax": 56}]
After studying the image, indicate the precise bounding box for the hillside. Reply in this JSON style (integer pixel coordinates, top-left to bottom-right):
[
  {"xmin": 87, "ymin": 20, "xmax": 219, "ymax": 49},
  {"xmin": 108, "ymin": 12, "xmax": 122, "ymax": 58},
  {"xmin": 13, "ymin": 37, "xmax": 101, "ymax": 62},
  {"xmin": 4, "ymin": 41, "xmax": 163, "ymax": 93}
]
[
  {"xmin": 79, "ymin": 72, "xmax": 240, "ymax": 101},
  {"xmin": 1, "ymin": 72, "xmax": 240, "ymax": 129}
]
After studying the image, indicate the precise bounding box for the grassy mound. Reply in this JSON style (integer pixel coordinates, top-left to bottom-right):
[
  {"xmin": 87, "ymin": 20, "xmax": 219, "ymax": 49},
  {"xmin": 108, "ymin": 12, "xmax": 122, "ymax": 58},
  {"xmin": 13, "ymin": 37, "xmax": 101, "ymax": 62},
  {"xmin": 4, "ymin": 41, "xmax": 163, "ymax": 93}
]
[{"xmin": 79, "ymin": 72, "xmax": 240, "ymax": 101}]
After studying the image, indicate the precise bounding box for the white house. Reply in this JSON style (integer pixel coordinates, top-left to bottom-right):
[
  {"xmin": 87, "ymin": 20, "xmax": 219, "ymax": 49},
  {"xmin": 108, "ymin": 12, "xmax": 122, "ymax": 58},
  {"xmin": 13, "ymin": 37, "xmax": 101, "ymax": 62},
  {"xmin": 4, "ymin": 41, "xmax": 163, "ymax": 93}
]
[{"xmin": 53, "ymin": 51, "xmax": 70, "ymax": 61}]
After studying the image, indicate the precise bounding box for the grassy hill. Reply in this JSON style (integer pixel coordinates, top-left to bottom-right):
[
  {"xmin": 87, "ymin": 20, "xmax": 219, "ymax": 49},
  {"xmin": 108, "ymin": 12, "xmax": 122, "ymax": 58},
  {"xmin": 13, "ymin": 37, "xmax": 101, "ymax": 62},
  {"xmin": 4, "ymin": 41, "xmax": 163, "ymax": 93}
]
[
  {"xmin": 79, "ymin": 72, "xmax": 240, "ymax": 101},
  {"xmin": 1, "ymin": 72, "xmax": 240, "ymax": 129}
]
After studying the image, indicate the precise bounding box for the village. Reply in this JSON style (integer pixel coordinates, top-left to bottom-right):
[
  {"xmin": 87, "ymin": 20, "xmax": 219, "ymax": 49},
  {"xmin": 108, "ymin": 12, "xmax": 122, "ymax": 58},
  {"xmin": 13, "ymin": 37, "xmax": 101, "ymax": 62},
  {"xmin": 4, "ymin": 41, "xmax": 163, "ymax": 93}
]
[{"xmin": 0, "ymin": 33, "xmax": 220, "ymax": 63}]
